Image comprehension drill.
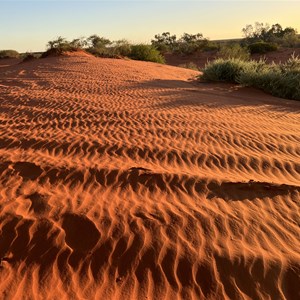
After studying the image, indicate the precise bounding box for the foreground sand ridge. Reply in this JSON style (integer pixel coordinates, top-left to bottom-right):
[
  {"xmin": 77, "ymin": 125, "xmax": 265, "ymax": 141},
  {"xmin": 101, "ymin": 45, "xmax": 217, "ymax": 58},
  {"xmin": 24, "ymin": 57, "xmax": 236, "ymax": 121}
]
[{"xmin": 0, "ymin": 55, "xmax": 299, "ymax": 299}]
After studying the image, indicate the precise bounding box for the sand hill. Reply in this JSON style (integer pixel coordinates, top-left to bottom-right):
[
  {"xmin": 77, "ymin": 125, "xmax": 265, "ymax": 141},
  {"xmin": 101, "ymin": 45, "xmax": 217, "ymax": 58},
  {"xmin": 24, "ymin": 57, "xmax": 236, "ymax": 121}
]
[{"xmin": 0, "ymin": 54, "xmax": 299, "ymax": 299}]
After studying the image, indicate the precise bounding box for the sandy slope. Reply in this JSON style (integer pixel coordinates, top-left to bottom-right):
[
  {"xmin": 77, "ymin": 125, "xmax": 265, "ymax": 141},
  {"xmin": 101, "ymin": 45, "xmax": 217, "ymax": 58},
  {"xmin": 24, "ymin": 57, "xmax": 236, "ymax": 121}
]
[{"xmin": 0, "ymin": 54, "xmax": 299, "ymax": 300}]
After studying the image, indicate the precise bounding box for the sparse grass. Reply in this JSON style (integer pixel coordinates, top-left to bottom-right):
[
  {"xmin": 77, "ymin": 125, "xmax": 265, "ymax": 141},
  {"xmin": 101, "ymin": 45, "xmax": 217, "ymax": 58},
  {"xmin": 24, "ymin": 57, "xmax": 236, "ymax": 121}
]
[{"xmin": 201, "ymin": 55, "xmax": 300, "ymax": 100}]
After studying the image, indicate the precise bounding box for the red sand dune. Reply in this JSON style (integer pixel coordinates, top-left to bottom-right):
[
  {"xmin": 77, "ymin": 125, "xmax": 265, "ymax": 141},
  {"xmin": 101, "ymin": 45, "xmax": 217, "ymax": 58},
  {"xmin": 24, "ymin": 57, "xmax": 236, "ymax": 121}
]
[{"xmin": 0, "ymin": 54, "xmax": 299, "ymax": 299}]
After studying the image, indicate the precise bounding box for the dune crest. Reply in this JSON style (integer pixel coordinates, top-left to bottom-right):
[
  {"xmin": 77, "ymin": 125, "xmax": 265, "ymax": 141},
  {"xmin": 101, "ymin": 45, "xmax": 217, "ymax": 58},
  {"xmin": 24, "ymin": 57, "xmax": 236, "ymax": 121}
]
[{"xmin": 0, "ymin": 56, "xmax": 299, "ymax": 299}]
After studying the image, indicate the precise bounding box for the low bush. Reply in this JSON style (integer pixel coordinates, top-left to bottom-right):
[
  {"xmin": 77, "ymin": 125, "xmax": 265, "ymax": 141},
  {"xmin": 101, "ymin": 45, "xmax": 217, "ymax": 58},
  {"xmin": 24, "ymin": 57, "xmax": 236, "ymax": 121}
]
[
  {"xmin": 85, "ymin": 35, "xmax": 114, "ymax": 58},
  {"xmin": 129, "ymin": 44, "xmax": 165, "ymax": 63},
  {"xmin": 202, "ymin": 41, "xmax": 220, "ymax": 52},
  {"xmin": 0, "ymin": 49, "xmax": 19, "ymax": 59},
  {"xmin": 86, "ymin": 47, "xmax": 112, "ymax": 58},
  {"xmin": 43, "ymin": 36, "xmax": 165, "ymax": 62},
  {"xmin": 42, "ymin": 37, "xmax": 77, "ymax": 57},
  {"xmin": 248, "ymin": 42, "xmax": 278, "ymax": 54},
  {"xmin": 201, "ymin": 55, "xmax": 300, "ymax": 100},
  {"xmin": 201, "ymin": 58, "xmax": 252, "ymax": 83},
  {"xmin": 240, "ymin": 55, "xmax": 300, "ymax": 100},
  {"xmin": 218, "ymin": 43, "xmax": 250, "ymax": 60},
  {"xmin": 22, "ymin": 53, "xmax": 38, "ymax": 62},
  {"xmin": 41, "ymin": 47, "xmax": 75, "ymax": 58},
  {"xmin": 111, "ymin": 39, "xmax": 132, "ymax": 57}
]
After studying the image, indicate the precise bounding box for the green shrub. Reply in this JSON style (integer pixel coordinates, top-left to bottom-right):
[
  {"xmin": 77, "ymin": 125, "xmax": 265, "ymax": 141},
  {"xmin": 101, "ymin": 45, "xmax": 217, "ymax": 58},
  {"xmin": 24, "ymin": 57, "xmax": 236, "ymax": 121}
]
[
  {"xmin": 201, "ymin": 55, "xmax": 300, "ymax": 100},
  {"xmin": 86, "ymin": 47, "xmax": 111, "ymax": 57},
  {"xmin": 201, "ymin": 58, "xmax": 252, "ymax": 83},
  {"xmin": 151, "ymin": 32, "xmax": 177, "ymax": 53},
  {"xmin": 218, "ymin": 43, "xmax": 250, "ymax": 60},
  {"xmin": 239, "ymin": 55, "xmax": 300, "ymax": 100},
  {"xmin": 112, "ymin": 39, "xmax": 132, "ymax": 57},
  {"xmin": 0, "ymin": 50, "xmax": 19, "ymax": 59},
  {"xmin": 85, "ymin": 35, "xmax": 113, "ymax": 57},
  {"xmin": 248, "ymin": 42, "xmax": 278, "ymax": 54},
  {"xmin": 175, "ymin": 34, "xmax": 209, "ymax": 55},
  {"xmin": 239, "ymin": 63, "xmax": 300, "ymax": 100},
  {"xmin": 238, "ymin": 62, "xmax": 280, "ymax": 90},
  {"xmin": 202, "ymin": 41, "xmax": 220, "ymax": 52},
  {"xmin": 86, "ymin": 35, "xmax": 111, "ymax": 49},
  {"xmin": 129, "ymin": 44, "xmax": 165, "ymax": 63}
]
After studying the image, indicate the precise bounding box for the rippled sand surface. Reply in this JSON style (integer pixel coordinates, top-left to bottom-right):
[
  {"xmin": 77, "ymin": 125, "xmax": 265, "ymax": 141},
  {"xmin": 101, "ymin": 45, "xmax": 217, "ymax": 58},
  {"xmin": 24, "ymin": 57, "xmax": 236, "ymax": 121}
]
[{"xmin": 0, "ymin": 53, "xmax": 299, "ymax": 299}]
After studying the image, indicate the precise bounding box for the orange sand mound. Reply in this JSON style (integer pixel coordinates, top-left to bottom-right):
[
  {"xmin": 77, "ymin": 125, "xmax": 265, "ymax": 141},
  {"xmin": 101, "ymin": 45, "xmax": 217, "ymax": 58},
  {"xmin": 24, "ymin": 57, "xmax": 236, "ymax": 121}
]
[{"xmin": 0, "ymin": 54, "xmax": 299, "ymax": 299}]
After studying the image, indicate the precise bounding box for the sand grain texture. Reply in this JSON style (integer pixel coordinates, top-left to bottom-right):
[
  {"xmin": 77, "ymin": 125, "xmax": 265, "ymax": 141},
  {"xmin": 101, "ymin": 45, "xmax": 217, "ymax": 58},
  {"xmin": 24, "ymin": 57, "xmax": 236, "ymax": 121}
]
[{"xmin": 0, "ymin": 54, "xmax": 300, "ymax": 299}]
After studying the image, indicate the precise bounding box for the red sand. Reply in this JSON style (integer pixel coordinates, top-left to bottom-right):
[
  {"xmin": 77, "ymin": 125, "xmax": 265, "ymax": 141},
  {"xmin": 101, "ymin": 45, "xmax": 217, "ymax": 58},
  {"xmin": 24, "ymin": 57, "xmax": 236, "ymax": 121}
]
[{"xmin": 0, "ymin": 54, "xmax": 299, "ymax": 299}]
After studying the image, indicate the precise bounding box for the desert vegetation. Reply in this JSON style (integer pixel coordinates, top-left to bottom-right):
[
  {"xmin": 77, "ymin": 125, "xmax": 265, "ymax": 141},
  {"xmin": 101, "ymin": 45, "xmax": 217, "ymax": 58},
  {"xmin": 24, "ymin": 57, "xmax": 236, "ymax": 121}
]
[
  {"xmin": 21, "ymin": 53, "xmax": 39, "ymax": 62},
  {"xmin": 201, "ymin": 55, "xmax": 300, "ymax": 100},
  {"xmin": 152, "ymin": 23, "xmax": 299, "ymax": 57},
  {"xmin": 151, "ymin": 32, "xmax": 218, "ymax": 54},
  {"xmin": 41, "ymin": 35, "xmax": 164, "ymax": 63},
  {"xmin": 242, "ymin": 22, "xmax": 300, "ymax": 49},
  {"xmin": 1, "ymin": 12, "xmax": 300, "ymax": 299},
  {"xmin": 1, "ymin": 37, "xmax": 299, "ymax": 300},
  {"xmin": 1, "ymin": 21, "xmax": 298, "ymax": 64},
  {"xmin": 0, "ymin": 49, "xmax": 19, "ymax": 59},
  {"xmin": 247, "ymin": 42, "xmax": 278, "ymax": 54},
  {"xmin": 1, "ymin": 22, "xmax": 299, "ymax": 99},
  {"xmin": 197, "ymin": 22, "xmax": 300, "ymax": 100},
  {"xmin": 129, "ymin": 44, "xmax": 164, "ymax": 63},
  {"xmin": 217, "ymin": 43, "xmax": 250, "ymax": 60}
]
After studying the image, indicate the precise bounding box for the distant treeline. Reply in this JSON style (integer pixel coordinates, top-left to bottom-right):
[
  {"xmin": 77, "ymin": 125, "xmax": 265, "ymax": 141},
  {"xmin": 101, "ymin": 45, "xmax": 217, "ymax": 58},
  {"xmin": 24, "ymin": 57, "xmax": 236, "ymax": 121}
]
[{"xmin": 1, "ymin": 22, "xmax": 300, "ymax": 64}]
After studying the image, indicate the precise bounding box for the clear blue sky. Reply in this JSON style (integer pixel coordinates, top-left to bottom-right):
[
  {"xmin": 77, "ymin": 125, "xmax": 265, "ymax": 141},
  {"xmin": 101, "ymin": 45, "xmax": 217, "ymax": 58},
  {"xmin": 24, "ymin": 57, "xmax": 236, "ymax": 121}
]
[{"xmin": 1, "ymin": 1, "xmax": 299, "ymax": 52}]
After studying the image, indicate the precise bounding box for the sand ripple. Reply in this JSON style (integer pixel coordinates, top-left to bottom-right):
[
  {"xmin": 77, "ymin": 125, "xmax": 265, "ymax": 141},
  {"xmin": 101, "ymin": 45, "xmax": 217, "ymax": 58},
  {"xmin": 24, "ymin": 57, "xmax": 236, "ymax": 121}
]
[{"xmin": 0, "ymin": 55, "xmax": 299, "ymax": 299}]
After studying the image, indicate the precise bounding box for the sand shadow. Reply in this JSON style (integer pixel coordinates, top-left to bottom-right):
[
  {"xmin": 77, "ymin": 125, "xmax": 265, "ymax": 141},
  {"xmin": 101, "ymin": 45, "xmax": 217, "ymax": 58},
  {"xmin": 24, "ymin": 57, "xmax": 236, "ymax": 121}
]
[{"xmin": 130, "ymin": 79, "xmax": 300, "ymax": 113}]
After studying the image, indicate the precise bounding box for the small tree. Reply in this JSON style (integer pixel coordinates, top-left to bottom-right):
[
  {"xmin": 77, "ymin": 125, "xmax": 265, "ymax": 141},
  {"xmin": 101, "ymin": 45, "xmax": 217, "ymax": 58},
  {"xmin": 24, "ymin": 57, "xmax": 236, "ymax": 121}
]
[
  {"xmin": 151, "ymin": 32, "xmax": 177, "ymax": 53},
  {"xmin": 70, "ymin": 37, "xmax": 87, "ymax": 49},
  {"xmin": 47, "ymin": 36, "xmax": 69, "ymax": 50},
  {"xmin": 85, "ymin": 35, "xmax": 112, "ymax": 57},
  {"xmin": 242, "ymin": 22, "xmax": 270, "ymax": 42},
  {"xmin": 176, "ymin": 32, "xmax": 208, "ymax": 54},
  {"xmin": 87, "ymin": 35, "xmax": 111, "ymax": 49},
  {"xmin": 242, "ymin": 22, "xmax": 299, "ymax": 46}
]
